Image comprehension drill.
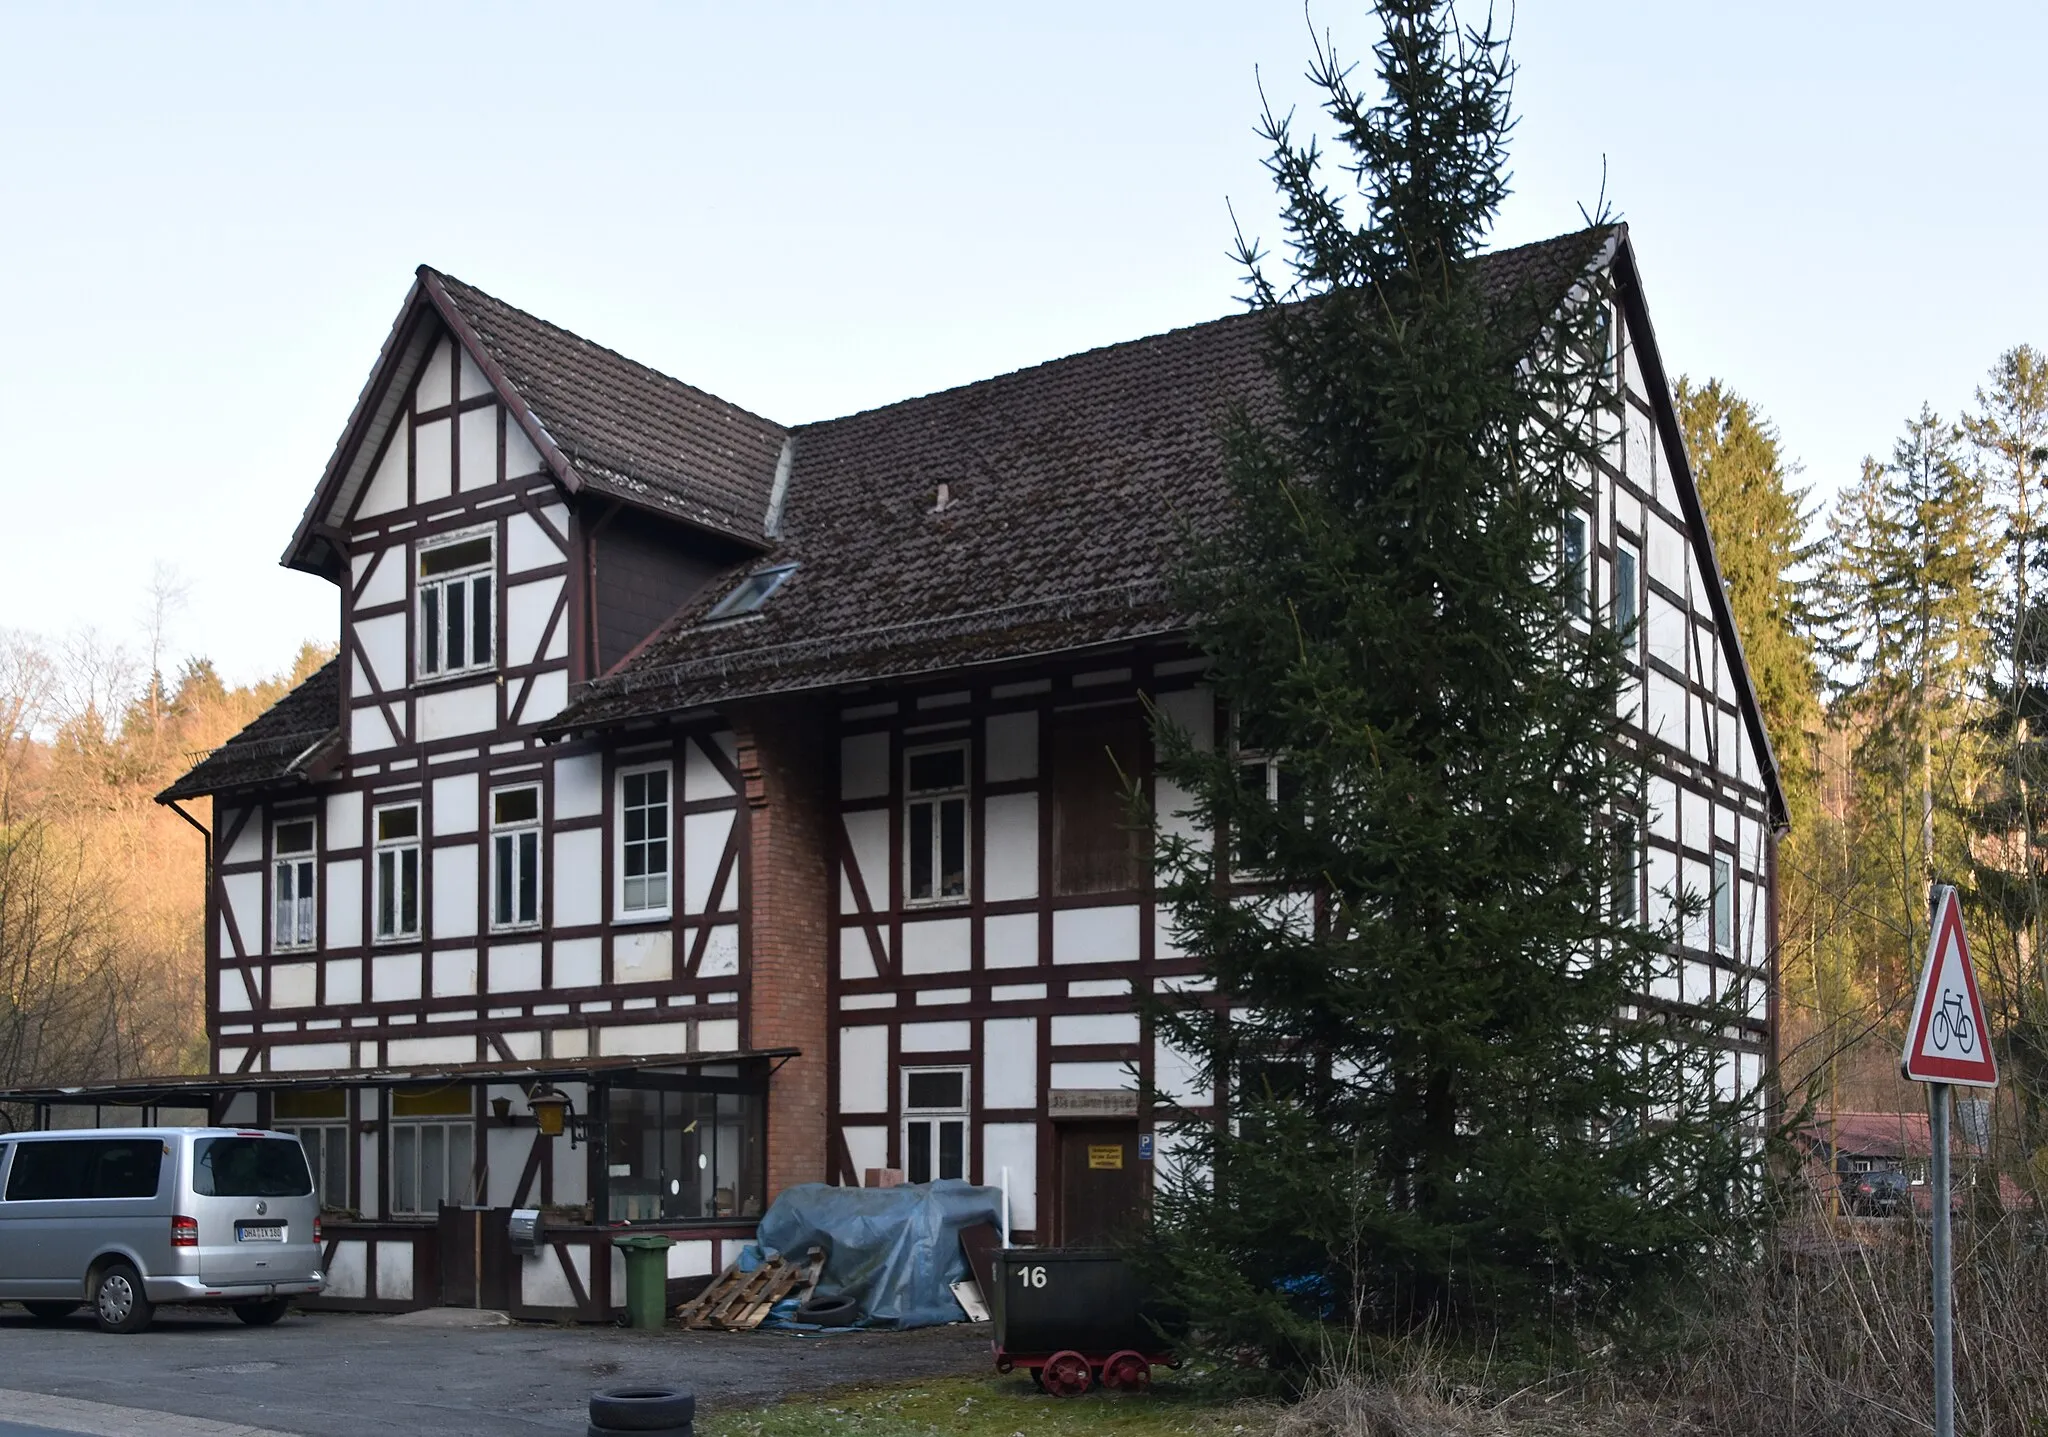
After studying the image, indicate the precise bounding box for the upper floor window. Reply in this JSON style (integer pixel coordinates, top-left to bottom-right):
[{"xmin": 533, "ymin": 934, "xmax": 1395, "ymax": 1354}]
[
  {"xmin": 417, "ymin": 533, "xmax": 494, "ymax": 680},
  {"xmin": 1230, "ymin": 746, "xmax": 1299, "ymax": 879},
  {"xmin": 373, "ymin": 803, "xmax": 421, "ymax": 942},
  {"xmin": 1711, "ymin": 853, "xmax": 1735, "ymax": 956},
  {"xmin": 491, "ymin": 785, "xmax": 541, "ymax": 930},
  {"xmin": 1614, "ymin": 539, "xmax": 1641, "ymax": 646},
  {"xmin": 1562, "ymin": 512, "xmax": 1590, "ymax": 621},
  {"xmin": 618, "ymin": 764, "xmax": 671, "ymax": 917},
  {"xmin": 273, "ymin": 818, "xmax": 316, "ymax": 950},
  {"xmin": 905, "ymin": 744, "xmax": 968, "ymax": 905},
  {"xmin": 1613, "ymin": 817, "xmax": 1640, "ymax": 925},
  {"xmin": 902, "ymin": 1068, "xmax": 968, "ymax": 1184}
]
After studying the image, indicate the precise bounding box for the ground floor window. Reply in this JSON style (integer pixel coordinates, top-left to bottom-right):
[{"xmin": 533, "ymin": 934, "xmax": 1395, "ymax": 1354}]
[
  {"xmin": 390, "ymin": 1121, "xmax": 474, "ymax": 1215},
  {"xmin": 605, "ymin": 1085, "xmax": 764, "ymax": 1223},
  {"xmin": 277, "ymin": 1125, "xmax": 348, "ymax": 1208},
  {"xmin": 274, "ymin": 1089, "xmax": 349, "ymax": 1210},
  {"xmin": 389, "ymin": 1085, "xmax": 475, "ymax": 1215},
  {"xmin": 902, "ymin": 1068, "xmax": 968, "ymax": 1183}
]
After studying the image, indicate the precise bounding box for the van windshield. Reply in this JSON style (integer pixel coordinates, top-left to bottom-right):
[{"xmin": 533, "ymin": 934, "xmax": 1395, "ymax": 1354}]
[{"xmin": 192, "ymin": 1137, "xmax": 313, "ymax": 1198}]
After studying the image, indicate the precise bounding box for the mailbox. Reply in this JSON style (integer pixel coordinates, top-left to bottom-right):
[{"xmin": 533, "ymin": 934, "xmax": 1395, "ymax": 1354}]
[{"xmin": 508, "ymin": 1207, "xmax": 544, "ymax": 1256}]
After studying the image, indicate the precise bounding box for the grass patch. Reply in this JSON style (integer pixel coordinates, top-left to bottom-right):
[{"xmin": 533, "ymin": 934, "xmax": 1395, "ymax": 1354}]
[{"xmin": 699, "ymin": 1372, "xmax": 1272, "ymax": 1437}]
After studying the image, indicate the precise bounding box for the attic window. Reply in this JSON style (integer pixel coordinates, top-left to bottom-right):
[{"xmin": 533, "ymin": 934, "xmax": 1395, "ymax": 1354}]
[{"xmin": 704, "ymin": 564, "xmax": 797, "ymax": 623}]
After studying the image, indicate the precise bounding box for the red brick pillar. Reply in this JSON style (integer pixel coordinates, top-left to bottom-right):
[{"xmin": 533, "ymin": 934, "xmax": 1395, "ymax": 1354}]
[{"xmin": 733, "ymin": 701, "xmax": 832, "ymax": 1200}]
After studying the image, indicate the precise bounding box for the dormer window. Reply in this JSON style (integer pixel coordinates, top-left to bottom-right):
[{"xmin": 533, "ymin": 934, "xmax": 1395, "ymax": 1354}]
[
  {"xmin": 417, "ymin": 532, "xmax": 494, "ymax": 679},
  {"xmin": 704, "ymin": 563, "xmax": 797, "ymax": 623}
]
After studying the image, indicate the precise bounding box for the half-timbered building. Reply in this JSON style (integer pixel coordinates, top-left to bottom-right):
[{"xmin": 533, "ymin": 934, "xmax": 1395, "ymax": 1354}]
[{"xmin": 10, "ymin": 222, "xmax": 1785, "ymax": 1316}]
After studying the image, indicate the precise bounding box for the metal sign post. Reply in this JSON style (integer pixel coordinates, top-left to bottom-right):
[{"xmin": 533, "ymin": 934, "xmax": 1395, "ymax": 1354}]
[
  {"xmin": 1900, "ymin": 884, "xmax": 1998, "ymax": 1437},
  {"xmin": 1928, "ymin": 1078, "xmax": 1953, "ymax": 1437}
]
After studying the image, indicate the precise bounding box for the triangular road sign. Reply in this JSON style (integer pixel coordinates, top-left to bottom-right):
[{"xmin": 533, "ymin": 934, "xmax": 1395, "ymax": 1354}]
[{"xmin": 1901, "ymin": 885, "xmax": 1998, "ymax": 1088}]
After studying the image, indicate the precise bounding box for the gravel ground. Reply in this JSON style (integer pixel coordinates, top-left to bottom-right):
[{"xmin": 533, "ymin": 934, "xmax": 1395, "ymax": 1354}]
[{"xmin": 0, "ymin": 1305, "xmax": 992, "ymax": 1437}]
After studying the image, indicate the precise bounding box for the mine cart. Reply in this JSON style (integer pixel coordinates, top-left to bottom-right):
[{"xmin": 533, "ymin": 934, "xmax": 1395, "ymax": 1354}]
[{"xmin": 990, "ymin": 1248, "xmax": 1174, "ymax": 1397}]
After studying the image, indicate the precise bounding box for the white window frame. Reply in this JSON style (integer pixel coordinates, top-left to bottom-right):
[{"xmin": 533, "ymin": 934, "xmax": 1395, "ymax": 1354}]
[
  {"xmin": 1711, "ymin": 852, "xmax": 1735, "ymax": 957},
  {"xmin": 415, "ymin": 528, "xmax": 496, "ymax": 681},
  {"xmin": 900, "ymin": 1067, "xmax": 969, "ymax": 1184},
  {"xmin": 272, "ymin": 816, "xmax": 318, "ymax": 951},
  {"xmin": 489, "ymin": 784, "xmax": 542, "ymax": 932},
  {"xmin": 1562, "ymin": 511, "xmax": 1591, "ymax": 621},
  {"xmin": 1229, "ymin": 727, "xmax": 1296, "ymax": 882},
  {"xmin": 278, "ymin": 1122, "xmax": 348, "ymax": 1209},
  {"xmin": 1613, "ymin": 816, "xmax": 1641, "ymax": 925},
  {"xmin": 1614, "ymin": 539, "xmax": 1641, "ymax": 649},
  {"xmin": 372, "ymin": 802, "xmax": 422, "ymax": 943},
  {"xmin": 616, "ymin": 762, "xmax": 673, "ymax": 920},
  {"xmin": 903, "ymin": 742, "xmax": 970, "ymax": 907},
  {"xmin": 388, "ymin": 1118, "xmax": 475, "ymax": 1216}
]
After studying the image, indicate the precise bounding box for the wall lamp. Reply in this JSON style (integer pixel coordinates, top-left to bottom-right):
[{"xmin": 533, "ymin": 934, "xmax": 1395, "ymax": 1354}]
[{"xmin": 526, "ymin": 1086, "xmax": 594, "ymax": 1148}]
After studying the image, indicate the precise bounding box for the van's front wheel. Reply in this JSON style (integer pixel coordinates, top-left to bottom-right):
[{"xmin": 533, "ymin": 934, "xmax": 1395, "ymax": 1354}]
[
  {"xmin": 91, "ymin": 1261, "xmax": 154, "ymax": 1334},
  {"xmin": 234, "ymin": 1299, "xmax": 290, "ymax": 1327}
]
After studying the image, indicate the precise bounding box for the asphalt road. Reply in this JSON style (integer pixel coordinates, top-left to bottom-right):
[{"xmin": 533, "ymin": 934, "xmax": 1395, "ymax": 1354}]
[
  {"xmin": 0, "ymin": 1306, "xmax": 992, "ymax": 1437},
  {"xmin": 0, "ymin": 1424, "xmax": 77, "ymax": 1437}
]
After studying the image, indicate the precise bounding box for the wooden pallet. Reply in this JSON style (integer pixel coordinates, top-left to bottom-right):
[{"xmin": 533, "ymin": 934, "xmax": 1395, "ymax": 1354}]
[{"xmin": 675, "ymin": 1245, "xmax": 825, "ymax": 1330}]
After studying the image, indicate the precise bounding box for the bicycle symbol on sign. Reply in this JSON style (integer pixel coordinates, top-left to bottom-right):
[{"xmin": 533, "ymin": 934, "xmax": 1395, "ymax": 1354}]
[{"xmin": 1930, "ymin": 990, "xmax": 1975, "ymax": 1055}]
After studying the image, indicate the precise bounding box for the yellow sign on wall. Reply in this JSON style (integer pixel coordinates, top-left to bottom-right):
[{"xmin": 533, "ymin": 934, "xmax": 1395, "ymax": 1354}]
[{"xmin": 1088, "ymin": 1145, "xmax": 1124, "ymax": 1170}]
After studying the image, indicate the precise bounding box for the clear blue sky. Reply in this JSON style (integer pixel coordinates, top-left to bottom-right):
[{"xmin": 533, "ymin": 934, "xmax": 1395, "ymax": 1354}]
[{"xmin": 3, "ymin": 2, "xmax": 2042, "ymax": 684}]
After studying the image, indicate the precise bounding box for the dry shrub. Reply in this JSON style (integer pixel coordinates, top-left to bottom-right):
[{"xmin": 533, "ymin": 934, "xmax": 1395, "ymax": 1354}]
[
  {"xmin": 1263, "ymin": 1187, "xmax": 2048, "ymax": 1437},
  {"xmin": 1271, "ymin": 1378, "xmax": 1652, "ymax": 1437},
  {"xmin": 1663, "ymin": 1200, "xmax": 2048, "ymax": 1435}
]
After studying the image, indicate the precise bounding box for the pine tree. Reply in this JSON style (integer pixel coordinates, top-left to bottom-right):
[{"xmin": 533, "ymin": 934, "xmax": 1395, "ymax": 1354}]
[
  {"xmin": 1676, "ymin": 379, "xmax": 1821, "ymax": 829},
  {"xmin": 1140, "ymin": 0, "xmax": 1753, "ymax": 1368}
]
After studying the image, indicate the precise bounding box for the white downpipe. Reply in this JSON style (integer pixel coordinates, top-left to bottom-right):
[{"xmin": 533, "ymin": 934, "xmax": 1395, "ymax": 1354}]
[{"xmin": 1000, "ymin": 1166, "xmax": 1012, "ymax": 1247}]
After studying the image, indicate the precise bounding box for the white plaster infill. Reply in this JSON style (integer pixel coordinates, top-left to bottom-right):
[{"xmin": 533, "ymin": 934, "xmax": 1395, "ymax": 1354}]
[{"xmin": 0, "ymin": 1387, "xmax": 305, "ymax": 1437}]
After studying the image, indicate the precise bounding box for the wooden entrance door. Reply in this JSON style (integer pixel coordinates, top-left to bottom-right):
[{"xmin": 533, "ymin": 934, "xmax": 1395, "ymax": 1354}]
[{"xmin": 1056, "ymin": 1122, "xmax": 1142, "ymax": 1247}]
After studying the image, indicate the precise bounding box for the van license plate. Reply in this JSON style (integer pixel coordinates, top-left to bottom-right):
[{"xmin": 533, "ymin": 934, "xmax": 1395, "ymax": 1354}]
[{"xmin": 237, "ymin": 1224, "xmax": 284, "ymax": 1243}]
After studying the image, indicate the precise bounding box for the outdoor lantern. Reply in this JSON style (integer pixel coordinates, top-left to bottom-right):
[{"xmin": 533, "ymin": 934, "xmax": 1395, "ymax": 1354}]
[{"xmin": 529, "ymin": 1088, "xmax": 568, "ymax": 1138}]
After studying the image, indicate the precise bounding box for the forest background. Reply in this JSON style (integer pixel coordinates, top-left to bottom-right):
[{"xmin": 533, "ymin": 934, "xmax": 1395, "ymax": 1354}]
[
  {"xmin": 0, "ymin": 573, "xmax": 331, "ymax": 1095},
  {"xmin": 4, "ymin": 339, "xmax": 2045, "ymax": 1176}
]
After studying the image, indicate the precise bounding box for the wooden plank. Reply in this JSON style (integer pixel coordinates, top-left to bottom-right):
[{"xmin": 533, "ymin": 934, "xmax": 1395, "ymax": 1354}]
[{"xmin": 674, "ymin": 1245, "xmax": 825, "ymax": 1331}]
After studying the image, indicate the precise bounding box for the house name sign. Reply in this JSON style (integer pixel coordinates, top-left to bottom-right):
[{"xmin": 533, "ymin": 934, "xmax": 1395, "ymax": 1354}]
[{"xmin": 1047, "ymin": 1088, "xmax": 1138, "ymax": 1118}]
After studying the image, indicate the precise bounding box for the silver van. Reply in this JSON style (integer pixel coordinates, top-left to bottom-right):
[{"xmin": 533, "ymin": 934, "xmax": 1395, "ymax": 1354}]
[{"xmin": 0, "ymin": 1127, "xmax": 325, "ymax": 1333}]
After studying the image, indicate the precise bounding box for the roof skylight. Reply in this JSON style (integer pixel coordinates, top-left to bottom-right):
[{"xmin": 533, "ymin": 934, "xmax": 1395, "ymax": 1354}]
[{"xmin": 705, "ymin": 563, "xmax": 797, "ymax": 622}]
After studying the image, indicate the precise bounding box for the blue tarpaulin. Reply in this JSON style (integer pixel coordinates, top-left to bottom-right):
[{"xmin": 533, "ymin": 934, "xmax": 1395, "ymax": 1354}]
[{"xmin": 754, "ymin": 1179, "xmax": 1002, "ymax": 1329}]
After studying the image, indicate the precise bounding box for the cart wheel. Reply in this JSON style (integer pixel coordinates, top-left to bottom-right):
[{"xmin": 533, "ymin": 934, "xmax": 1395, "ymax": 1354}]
[
  {"xmin": 1101, "ymin": 1350, "xmax": 1151, "ymax": 1393},
  {"xmin": 1041, "ymin": 1350, "xmax": 1092, "ymax": 1398}
]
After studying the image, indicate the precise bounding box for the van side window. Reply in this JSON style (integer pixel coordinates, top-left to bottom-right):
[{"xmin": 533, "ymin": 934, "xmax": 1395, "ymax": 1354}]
[{"xmin": 3, "ymin": 1139, "xmax": 163, "ymax": 1201}]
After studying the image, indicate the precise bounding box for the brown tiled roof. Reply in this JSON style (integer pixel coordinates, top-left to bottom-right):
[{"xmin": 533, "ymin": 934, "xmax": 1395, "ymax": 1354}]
[
  {"xmin": 550, "ymin": 226, "xmax": 1616, "ymax": 729},
  {"xmin": 157, "ymin": 660, "xmax": 342, "ymax": 802},
  {"xmin": 430, "ymin": 271, "xmax": 789, "ymax": 542},
  {"xmin": 179, "ymin": 227, "xmax": 1616, "ymax": 797}
]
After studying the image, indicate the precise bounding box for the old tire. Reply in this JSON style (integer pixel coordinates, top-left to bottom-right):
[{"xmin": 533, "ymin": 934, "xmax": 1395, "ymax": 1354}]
[
  {"xmin": 234, "ymin": 1299, "xmax": 291, "ymax": 1326},
  {"xmin": 91, "ymin": 1260, "xmax": 155, "ymax": 1335},
  {"xmin": 1041, "ymin": 1349, "xmax": 1092, "ymax": 1398},
  {"xmin": 795, "ymin": 1293, "xmax": 859, "ymax": 1327},
  {"xmin": 588, "ymin": 1386, "xmax": 696, "ymax": 1429},
  {"xmin": 22, "ymin": 1301, "xmax": 78, "ymax": 1322}
]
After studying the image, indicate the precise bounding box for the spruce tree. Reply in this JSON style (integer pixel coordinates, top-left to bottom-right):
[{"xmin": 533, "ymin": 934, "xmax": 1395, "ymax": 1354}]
[
  {"xmin": 1141, "ymin": 0, "xmax": 1753, "ymax": 1369},
  {"xmin": 1961, "ymin": 350, "xmax": 2048, "ymax": 1149},
  {"xmin": 1676, "ymin": 379, "xmax": 1822, "ymax": 830}
]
